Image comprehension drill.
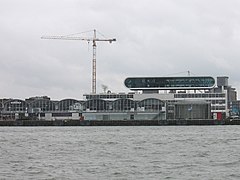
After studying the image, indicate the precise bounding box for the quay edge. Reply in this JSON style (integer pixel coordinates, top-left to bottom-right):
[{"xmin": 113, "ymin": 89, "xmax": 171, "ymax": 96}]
[{"xmin": 0, "ymin": 119, "xmax": 240, "ymax": 126}]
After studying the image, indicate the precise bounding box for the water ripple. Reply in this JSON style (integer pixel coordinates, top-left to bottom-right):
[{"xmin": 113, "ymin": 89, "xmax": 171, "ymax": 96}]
[{"xmin": 0, "ymin": 126, "xmax": 240, "ymax": 179}]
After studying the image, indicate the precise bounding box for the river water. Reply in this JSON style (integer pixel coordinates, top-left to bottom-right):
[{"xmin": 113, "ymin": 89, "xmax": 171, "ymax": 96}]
[{"xmin": 0, "ymin": 126, "xmax": 240, "ymax": 180}]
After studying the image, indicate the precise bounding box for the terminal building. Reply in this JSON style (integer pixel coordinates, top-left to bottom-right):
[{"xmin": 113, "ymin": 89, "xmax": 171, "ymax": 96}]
[
  {"xmin": 83, "ymin": 76, "xmax": 236, "ymax": 120},
  {"xmin": 0, "ymin": 76, "xmax": 238, "ymax": 121}
]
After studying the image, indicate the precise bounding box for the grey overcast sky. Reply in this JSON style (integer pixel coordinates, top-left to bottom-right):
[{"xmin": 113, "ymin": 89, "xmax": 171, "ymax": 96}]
[{"xmin": 1, "ymin": 0, "xmax": 240, "ymax": 100}]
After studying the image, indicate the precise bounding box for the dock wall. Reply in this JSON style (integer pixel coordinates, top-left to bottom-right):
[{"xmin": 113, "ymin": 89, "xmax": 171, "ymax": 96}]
[{"xmin": 0, "ymin": 119, "xmax": 240, "ymax": 126}]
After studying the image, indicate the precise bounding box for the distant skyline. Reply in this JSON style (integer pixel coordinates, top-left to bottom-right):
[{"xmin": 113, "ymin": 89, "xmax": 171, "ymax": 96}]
[{"xmin": 1, "ymin": 0, "xmax": 240, "ymax": 100}]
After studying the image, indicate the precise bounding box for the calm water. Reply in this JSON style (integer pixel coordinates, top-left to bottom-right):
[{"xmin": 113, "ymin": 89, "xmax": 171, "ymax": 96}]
[{"xmin": 0, "ymin": 126, "xmax": 240, "ymax": 180}]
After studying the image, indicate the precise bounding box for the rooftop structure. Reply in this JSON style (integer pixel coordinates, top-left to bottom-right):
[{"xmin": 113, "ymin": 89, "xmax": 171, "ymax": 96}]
[{"xmin": 124, "ymin": 76, "xmax": 215, "ymax": 90}]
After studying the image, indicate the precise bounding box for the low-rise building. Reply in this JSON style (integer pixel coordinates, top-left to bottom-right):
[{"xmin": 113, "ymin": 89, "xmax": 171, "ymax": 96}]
[{"xmin": 0, "ymin": 76, "xmax": 237, "ymax": 121}]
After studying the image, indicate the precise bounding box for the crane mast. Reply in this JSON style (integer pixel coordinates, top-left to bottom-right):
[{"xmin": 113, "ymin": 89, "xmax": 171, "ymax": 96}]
[
  {"xmin": 41, "ymin": 29, "xmax": 116, "ymax": 94},
  {"xmin": 92, "ymin": 30, "xmax": 97, "ymax": 95}
]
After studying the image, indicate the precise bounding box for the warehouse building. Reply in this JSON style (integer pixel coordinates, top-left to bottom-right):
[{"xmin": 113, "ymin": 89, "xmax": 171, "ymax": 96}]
[{"xmin": 0, "ymin": 76, "xmax": 237, "ymax": 121}]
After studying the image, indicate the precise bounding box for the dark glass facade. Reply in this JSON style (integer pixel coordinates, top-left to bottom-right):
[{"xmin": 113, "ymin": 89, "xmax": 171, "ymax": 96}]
[{"xmin": 124, "ymin": 76, "xmax": 215, "ymax": 90}]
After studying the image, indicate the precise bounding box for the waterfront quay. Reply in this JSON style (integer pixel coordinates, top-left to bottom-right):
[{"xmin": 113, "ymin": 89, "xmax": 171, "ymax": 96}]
[{"xmin": 0, "ymin": 119, "xmax": 240, "ymax": 126}]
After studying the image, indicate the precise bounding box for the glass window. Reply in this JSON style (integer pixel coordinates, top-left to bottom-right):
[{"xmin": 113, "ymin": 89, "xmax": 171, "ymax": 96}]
[{"xmin": 124, "ymin": 77, "xmax": 215, "ymax": 89}]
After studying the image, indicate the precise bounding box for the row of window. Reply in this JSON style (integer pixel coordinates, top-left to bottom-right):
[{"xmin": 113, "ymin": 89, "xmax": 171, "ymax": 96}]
[
  {"xmin": 1, "ymin": 98, "xmax": 165, "ymax": 113},
  {"xmin": 125, "ymin": 77, "xmax": 215, "ymax": 89},
  {"xmin": 174, "ymin": 93, "xmax": 226, "ymax": 98},
  {"xmin": 1, "ymin": 96, "xmax": 227, "ymax": 113},
  {"xmin": 211, "ymin": 106, "xmax": 226, "ymax": 110},
  {"xmin": 84, "ymin": 94, "xmax": 134, "ymax": 100}
]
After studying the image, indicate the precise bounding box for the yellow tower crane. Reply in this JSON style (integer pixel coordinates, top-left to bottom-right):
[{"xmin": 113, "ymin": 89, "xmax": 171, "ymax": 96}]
[{"xmin": 41, "ymin": 29, "xmax": 116, "ymax": 94}]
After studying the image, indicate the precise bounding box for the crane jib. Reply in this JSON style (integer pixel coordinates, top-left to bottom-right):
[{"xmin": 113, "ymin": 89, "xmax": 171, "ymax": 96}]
[{"xmin": 41, "ymin": 30, "xmax": 116, "ymax": 94}]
